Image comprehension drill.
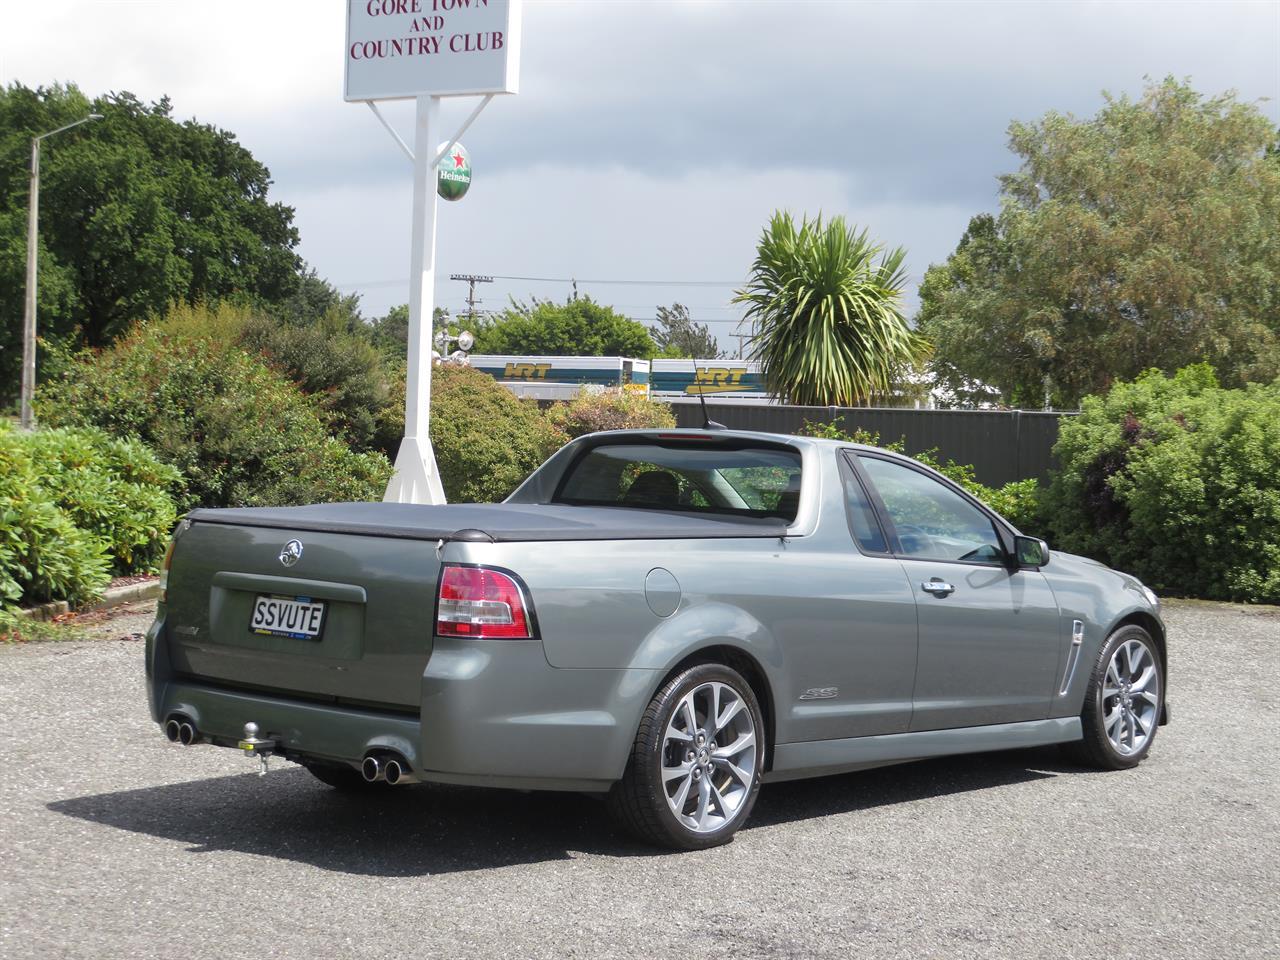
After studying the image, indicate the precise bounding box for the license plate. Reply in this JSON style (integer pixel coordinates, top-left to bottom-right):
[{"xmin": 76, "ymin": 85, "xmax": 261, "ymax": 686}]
[{"xmin": 250, "ymin": 594, "xmax": 326, "ymax": 640}]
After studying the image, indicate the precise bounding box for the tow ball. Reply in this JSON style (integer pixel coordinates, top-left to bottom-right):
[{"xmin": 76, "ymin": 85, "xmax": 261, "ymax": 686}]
[{"xmin": 237, "ymin": 721, "xmax": 279, "ymax": 776}]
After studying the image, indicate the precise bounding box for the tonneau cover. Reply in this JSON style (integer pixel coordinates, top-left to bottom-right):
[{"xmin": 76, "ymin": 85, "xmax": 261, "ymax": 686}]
[{"xmin": 186, "ymin": 502, "xmax": 789, "ymax": 542}]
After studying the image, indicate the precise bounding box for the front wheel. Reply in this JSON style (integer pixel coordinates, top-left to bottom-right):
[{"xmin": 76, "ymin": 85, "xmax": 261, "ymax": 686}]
[
  {"xmin": 1064, "ymin": 624, "xmax": 1163, "ymax": 770},
  {"xmin": 608, "ymin": 663, "xmax": 765, "ymax": 850}
]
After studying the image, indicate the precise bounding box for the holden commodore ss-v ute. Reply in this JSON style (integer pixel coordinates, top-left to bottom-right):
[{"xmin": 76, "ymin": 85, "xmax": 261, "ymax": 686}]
[{"xmin": 147, "ymin": 430, "xmax": 1169, "ymax": 849}]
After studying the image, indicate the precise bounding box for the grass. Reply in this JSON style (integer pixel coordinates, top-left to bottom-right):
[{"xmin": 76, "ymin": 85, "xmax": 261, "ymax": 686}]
[{"xmin": 0, "ymin": 607, "xmax": 89, "ymax": 644}]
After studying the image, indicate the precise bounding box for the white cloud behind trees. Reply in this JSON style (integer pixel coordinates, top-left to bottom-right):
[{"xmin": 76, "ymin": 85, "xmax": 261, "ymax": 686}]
[{"xmin": 3, "ymin": 1, "xmax": 1276, "ymax": 341}]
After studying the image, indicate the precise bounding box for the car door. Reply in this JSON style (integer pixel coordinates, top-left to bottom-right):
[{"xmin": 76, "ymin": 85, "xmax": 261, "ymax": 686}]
[
  {"xmin": 793, "ymin": 456, "xmax": 920, "ymax": 741},
  {"xmin": 853, "ymin": 453, "xmax": 1062, "ymax": 731}
]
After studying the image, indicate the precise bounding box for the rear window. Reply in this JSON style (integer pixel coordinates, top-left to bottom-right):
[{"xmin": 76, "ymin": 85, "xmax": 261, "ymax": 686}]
[{"xmin": 554, "ymin": 442, "xmax": 803, "ymax": 521}]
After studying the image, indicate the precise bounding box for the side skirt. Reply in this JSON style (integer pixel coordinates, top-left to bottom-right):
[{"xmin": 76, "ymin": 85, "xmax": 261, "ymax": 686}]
[{"xmin": 766, "ymin": 716, "xmax": 1082, "ymax": 783}]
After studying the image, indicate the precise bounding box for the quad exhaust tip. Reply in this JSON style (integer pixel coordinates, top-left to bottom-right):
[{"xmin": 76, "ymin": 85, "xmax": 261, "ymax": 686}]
[
  {"xmin": 361, "ymin": 755, "xmax": 384, "ymax": 783},
  {"xmin": 163, "ymin": 719, "xmax": 182, "ymax": 743},
  {"xmin": 178, "ymin": 721, "xmax": 197, "ymax": 746},
  {"xmin": 384, "ymin": 759, "xmax": 404, "ymax": 786}
]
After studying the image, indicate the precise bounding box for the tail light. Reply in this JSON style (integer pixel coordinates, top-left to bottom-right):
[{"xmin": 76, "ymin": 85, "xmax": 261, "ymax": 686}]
[
  {"xmin": 158, "ymin": 519, "xmax": 190, "ymax": 604},
  {"xmin": 436, "ymin": 565, "xmax": 534, "ymax": 639},
  {"xmin": 158, "ymin": 539, "xmax": 176, "ymax": 602}
]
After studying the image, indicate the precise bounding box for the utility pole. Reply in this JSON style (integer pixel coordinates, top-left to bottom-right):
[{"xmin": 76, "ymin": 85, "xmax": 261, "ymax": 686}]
[
  {"xmin": 449, "ymin": 273, "xmax": 493, "ymax": 328},
  {"xmin": 20, "ymin": 113, "xmax": 102, "ymax": 430},
  {"xmin": 732, "ymin": 317, "xmax": 753, "ymax": 360}
]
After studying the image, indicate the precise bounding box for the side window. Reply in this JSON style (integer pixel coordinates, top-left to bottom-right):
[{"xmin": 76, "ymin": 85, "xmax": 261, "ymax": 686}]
[
  {"xmin": 840, "ymin": 457, "xmax": 889, "ymax": 554},
  {"xmin": 859, "ymin": 456, "xmax": 1005, "ymax": 564}
]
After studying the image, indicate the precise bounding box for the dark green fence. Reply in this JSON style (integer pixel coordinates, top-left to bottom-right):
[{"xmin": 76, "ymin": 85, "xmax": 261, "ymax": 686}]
[{"xmin": 669, "ymin": 403, "xmax": 1072, "ymax": 487}]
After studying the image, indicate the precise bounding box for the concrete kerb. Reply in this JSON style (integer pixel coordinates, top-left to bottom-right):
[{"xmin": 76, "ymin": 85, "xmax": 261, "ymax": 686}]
[{"xmin": 19, "ymin": 579, "xmax": 160, "ymax": 621}]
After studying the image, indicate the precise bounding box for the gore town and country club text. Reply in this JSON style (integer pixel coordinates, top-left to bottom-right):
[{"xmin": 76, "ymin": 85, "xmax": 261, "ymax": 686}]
[{"xmin": 351, "ymin": 0, "xmax": 506, "ymax": 61}]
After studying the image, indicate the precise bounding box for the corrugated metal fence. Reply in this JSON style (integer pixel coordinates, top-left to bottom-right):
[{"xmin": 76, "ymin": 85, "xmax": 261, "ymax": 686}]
[{"xmin": 669, "ymin": 402, "xmax": 1073, "ymax": 487}]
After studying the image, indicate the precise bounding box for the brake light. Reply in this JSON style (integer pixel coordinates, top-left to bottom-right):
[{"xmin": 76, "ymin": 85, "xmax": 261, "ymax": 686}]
[
  {"xmin": 436, "ymin": 566, "xmax": 533, "ymax": 639},
  {"xmin": 158, "ymin": 537, "xmax": 177, "ymax": 603}
]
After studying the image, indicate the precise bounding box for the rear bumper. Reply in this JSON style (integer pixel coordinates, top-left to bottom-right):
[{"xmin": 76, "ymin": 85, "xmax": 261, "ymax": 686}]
[
  {"xmin": 157, "ymin": 680, "xmax": 422, "ymax": 767},
  {"xmin": 149, "ymin": 632, "xmax": 657, "ymax": 793}
]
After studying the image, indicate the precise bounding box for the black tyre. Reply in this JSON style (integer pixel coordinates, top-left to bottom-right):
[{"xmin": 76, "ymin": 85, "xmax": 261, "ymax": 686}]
[
  {"xmin": 1063, "ymin": 624, "xmax": 1163, "ymax": 770},
  {"xmin": 608, "ymin": 663, "xmax": 765, "ymax": 850},
  {"xmin": 305, "ymin": 762, "xmax": 391, "ymax": 793}
]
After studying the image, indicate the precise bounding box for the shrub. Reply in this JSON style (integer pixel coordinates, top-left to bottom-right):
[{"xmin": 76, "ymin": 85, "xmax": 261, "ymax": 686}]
[
  {"xmin": 546, "ymin": 388, "xmax": 676, "ymax": 439},
  {"xmin": 20, "ymin": 427, "xmax": 182, "ymax": 574},
  {"xmin": 34, "ymin": 304, "xmax": 392, "ymax": 509},
  {"xmin": 236, "ymin": 312, "xmax": 400, "ymax": 455},
  {"xmin": 429, "ymin": 364, "xmax": 566, "ymax": 502},
  {"xmin": 1043, "ymin": 365, "xmax": 1280, "ymax": 603},
  {"xmin": 0, "ymin": 425, "xmax": 112, "ymax": 608}
]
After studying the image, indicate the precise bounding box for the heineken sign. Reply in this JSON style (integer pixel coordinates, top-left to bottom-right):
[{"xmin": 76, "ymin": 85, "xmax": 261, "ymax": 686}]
[{"xmin": 437, "ymin": 142, "xmax": 471, "ymax": 200}]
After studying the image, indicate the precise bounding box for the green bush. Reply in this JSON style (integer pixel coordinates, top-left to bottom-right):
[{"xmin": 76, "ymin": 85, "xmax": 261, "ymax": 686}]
[
  {"xmin": 546, "ymin": 388, "xmax": 676, "ymax": 439},
  {"xmin": 1043, "ymin": 365, "xmax": 1280, "ymax": 603},
  {"xmin": 34, "ymin": 304, "xmax": 392, "ymax": 509},
  {"xmin": 0, "ymin": 425, "xmax": 112, "ymax": 608},
  {"xmin": 430, "ymin": 364, "xmax": 566, "ymax": 502},
  {"xmin": 20, "ymin": 427, "xmax": 182, "ymax": 574},
  {"xmin": 236, "ymin": 312, "xmax": 400, "ymax": 455}
]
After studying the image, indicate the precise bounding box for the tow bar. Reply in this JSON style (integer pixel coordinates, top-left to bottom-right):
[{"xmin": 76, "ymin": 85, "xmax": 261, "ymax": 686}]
[{"xmin": 237, "ymin": 721, "xmax": 279, "ymax": 776}]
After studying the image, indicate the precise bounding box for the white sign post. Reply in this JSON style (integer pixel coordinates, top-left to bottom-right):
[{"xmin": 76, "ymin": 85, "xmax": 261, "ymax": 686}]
[{"xmin": 345, "ymin": 0, "xmax": 522, "ymax": 504}]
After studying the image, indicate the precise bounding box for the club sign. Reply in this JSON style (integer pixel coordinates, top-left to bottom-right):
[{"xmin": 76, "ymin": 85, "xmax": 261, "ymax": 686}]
[{"xmin": 345, "ymin": 0, "xmax": 523, "ymax": 101}]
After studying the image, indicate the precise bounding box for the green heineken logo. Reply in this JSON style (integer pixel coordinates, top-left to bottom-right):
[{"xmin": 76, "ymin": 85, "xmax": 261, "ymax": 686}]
[{"xmin": 437, "ymin": 142, "xmax": 471, "ymax": 201}]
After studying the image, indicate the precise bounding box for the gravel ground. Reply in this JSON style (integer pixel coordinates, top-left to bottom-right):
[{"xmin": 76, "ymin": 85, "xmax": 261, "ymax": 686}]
[{"xmin": 1, "ymin": 599, "xmax": 1276, "ymax": 959}]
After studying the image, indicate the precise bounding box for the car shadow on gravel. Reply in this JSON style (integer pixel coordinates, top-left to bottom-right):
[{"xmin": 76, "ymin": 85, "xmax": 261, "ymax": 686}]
[{"xmin": 48, "ymin": 746, "xmax": 1076, "ymax": 876}]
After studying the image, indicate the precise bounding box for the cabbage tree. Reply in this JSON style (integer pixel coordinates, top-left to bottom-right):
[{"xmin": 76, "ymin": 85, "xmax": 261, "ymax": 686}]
[{"xmin": 735, "ymin": 212, "xmax": 926, "ymax": 406}]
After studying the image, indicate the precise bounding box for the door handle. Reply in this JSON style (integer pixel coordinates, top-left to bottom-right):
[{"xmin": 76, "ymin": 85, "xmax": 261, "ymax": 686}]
[{"xmin": 920, "ymin": 579, "xmax": 955, "ymax": 597}]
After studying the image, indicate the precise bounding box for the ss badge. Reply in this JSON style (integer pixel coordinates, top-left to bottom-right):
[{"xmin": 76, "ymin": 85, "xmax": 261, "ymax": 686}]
[{"xmin": 799, "ymin": 687, "xmax": 838, "ymax": 701}]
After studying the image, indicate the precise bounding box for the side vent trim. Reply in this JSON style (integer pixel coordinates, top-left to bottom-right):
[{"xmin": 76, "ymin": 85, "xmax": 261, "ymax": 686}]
[{"xmin": 1058, "ymin": 619, "xmax": 1085, "ymax": 696}]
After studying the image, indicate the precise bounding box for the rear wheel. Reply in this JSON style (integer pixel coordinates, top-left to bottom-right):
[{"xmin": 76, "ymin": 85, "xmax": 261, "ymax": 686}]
[
  {"xmin": 1064, "ymin": 624, "xmax": 1163, "ymax": 770},
  {"xmin": 608, "ymin": 663, "xmax": 765, "ymax": 850},
  {"xmin": 305, "ymin": 762, "xmax": 390, "ymax": 793}
]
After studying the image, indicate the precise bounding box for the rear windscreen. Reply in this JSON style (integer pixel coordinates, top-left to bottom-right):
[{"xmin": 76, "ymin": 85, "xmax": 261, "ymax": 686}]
[{"xmin": 554, "ymin": 443, "xmax": 803, "ymax": 521}]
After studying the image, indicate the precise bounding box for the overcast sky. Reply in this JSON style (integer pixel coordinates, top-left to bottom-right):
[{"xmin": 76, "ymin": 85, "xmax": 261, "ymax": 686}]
[{"xmin": 4, "ymin": 0, "xmax": 1278, "ymax": 354}]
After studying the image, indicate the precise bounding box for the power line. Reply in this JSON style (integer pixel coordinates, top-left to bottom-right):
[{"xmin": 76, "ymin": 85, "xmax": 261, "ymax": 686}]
[
  {"xmin": 338, "ymin": 274, "xmax": 743, "ymax": 289},
  {"xmin": 488, "ymin": 275, "xmax": 742, "ymax": 287}
]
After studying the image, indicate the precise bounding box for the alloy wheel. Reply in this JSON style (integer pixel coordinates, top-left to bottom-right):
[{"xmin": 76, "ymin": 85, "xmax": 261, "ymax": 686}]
[
  {"xmin": 1102, "ymin": 638, "xmax": 1160, "ymax": 756},
  {"xmin": 660, "ymin": 681, "xmax": 757, "ymax": 834}
]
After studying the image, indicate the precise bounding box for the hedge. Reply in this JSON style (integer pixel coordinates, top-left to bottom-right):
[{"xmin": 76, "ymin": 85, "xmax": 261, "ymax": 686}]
[{"xmin": 0, "ymin": 424, "xmax": 180, "ymax": 609}]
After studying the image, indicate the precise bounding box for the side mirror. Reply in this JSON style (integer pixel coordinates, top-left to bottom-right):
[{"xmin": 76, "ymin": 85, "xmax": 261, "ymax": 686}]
[{"xmin": 1014, "ymin": 535, "xmax": 1050, "ymax": 568}]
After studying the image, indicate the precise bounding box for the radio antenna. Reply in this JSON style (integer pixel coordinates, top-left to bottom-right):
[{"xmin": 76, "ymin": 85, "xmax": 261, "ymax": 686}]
[{"xmin": 693, "ymin": 359, "xmax": 726, "ymax": 431}]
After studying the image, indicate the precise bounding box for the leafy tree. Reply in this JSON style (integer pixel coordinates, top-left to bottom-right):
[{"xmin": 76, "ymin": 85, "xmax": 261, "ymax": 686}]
[
  {"xmin": 734, "ymin": 212, "xmax": 925, "ymax": 405},
  {"xmin": 650, "ymin": 303, "xmax": 721, "ymax": 358},
  {"xmin": 473, "ymin": 296, "xmax": 655, "ymax": 358},
  {"xmin": 262, "ymin": 267, "xmax": 362, "ymax": 331},
  {"xmin": 918, "ymin": 78, "xmax": 1280, "ymax": 408},
  {"xmin": 0, "ymin": 82, "xmax": 301, "ymax": 406},
  {"xmin": 367, "ymin": 304, "xmax": 451, "ymax": 361}
]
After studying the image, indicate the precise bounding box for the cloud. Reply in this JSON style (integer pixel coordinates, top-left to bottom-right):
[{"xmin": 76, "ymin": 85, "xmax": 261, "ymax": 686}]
[
  {"xmin": 3, "ymin": 0, "xmax": 1277, "ymax": 331},
  {"xmin": 286, "ymin": 163, "xmax": 973, "ymax": 328}
]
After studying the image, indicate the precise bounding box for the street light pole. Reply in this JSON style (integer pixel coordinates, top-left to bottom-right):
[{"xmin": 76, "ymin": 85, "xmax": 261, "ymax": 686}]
[{"xmin": 19, "ymin": 113, "xmax": 103, "ymax": 430}]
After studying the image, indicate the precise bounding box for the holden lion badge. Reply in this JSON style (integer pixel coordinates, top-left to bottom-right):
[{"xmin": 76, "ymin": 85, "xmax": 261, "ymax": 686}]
[{"xmin": 278, "ymin": 539, "xmax": 303, "ymax": 568}]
